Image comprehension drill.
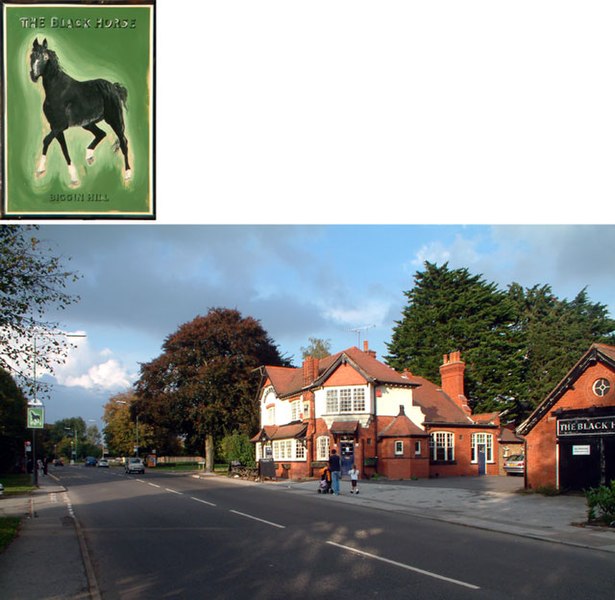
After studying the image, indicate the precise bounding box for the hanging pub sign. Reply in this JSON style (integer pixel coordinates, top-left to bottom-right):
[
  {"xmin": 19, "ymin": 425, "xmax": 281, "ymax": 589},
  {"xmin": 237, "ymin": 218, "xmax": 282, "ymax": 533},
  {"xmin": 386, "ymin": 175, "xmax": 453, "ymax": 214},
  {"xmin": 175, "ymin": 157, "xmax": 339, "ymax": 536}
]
[
  {"xmin": 27, "ymin": 406, "xmax": 44, "ymax": 429},
  {"xmin": 557, "ymin": 415, "xmax": 615, "ymax": 437},
  {"xmin": 1, "ymin": 1, "xmax": 155, "ymax": 219}
]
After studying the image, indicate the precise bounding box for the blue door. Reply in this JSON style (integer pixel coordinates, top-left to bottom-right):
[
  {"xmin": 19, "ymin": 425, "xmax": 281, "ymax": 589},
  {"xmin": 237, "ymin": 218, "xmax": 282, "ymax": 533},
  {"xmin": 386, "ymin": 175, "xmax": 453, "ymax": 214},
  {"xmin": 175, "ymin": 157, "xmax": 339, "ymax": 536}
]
[
  {"xmin": 340, "ymin": 441, "xmax": 354, "ymax": 476},
  {"xmin": 477, "ymin": 445, "xmax": 486, "ymax": 475}
]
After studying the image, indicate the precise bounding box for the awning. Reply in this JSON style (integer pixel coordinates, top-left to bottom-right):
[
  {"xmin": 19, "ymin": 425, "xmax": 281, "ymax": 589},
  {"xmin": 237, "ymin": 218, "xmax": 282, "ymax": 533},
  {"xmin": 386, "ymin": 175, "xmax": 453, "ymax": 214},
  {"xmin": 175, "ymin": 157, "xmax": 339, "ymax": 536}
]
[
  {"xmin": 251, "ymin": 422, "xmax": 308, "ymax": 443},
  {"xmin": 329, "ymin": 420, "xmax": 359, "ymax": 435}
]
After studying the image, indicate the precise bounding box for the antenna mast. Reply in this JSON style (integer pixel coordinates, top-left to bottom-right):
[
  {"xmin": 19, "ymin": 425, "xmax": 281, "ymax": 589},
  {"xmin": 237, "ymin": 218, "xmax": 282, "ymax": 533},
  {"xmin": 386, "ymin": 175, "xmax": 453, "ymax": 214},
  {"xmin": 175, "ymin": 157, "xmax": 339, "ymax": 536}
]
[{"xmin": 349, "ymin": 324, "xmax": 375, "ymax": 347}]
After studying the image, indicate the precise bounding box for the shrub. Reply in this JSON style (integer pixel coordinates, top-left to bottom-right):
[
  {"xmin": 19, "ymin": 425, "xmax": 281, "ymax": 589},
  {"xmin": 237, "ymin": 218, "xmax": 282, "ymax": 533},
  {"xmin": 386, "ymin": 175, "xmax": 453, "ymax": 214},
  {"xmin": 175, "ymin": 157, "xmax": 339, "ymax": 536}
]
[
  {"xmin": 586, "ymin": 481, "xmax": 615, "ymax": 525},
  {"xmin": 218, "ymin": 432, "xmax": 255, "ymax": 468}
]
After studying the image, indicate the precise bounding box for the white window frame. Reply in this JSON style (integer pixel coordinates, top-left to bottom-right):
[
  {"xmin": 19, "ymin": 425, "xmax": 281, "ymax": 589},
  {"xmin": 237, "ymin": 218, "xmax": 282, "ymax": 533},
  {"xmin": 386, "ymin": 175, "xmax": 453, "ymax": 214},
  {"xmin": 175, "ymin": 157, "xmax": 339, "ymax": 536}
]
[
  {"xmin": 266, "ymin": 406, "xmax": 275, "ymax": 425},
  {"xmin": 394, "ymin": 440, "xmax": 404, "ymax": 455},
  {"xmin": 290, "ymin": 400, "xmax": 301, "ymax": 421},
  {"xmin": 270, "ymin": 438, "xmax": 306, "ymax": 461},
  {"xmin": 325, "ymin": 387, "xmax": 367, "ymax": 414},
  {"xmin": 317, "ymin": 435, "xmax": 330, "ymax": 461},
  {"xmin": 471, "ymin": 433, "xmax": 494, "ymax": 463},
  {"xmin": 430, "ymin": 431, "xmax": 455, "ymax": 462},
  {"xmin": 414, "ymin": 441, "xmax": 421, "ymax": 456}
]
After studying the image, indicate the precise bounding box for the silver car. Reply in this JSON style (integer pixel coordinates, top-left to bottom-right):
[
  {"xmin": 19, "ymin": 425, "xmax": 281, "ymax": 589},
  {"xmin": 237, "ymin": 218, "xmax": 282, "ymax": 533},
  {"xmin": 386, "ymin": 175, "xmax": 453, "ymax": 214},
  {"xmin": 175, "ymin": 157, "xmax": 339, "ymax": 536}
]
[{"xmin": 125, "ymin": 457, "xmax": 145, "ymax": 474}]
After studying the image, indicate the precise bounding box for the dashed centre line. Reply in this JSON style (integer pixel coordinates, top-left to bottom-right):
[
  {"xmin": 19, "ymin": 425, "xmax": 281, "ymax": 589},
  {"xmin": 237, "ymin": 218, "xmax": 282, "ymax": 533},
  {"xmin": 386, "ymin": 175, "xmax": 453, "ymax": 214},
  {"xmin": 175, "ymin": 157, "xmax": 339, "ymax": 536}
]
[
  {"xmin": 229, "ymin": 510, "xmax": 285, "ymax": 529},
  {"xmin": 326, "ymin": 541, "xmax": 480, "ymax": 590},
  {"xmin": 190, "ymin": 496, "xmax": 216, "ymax": 507}
]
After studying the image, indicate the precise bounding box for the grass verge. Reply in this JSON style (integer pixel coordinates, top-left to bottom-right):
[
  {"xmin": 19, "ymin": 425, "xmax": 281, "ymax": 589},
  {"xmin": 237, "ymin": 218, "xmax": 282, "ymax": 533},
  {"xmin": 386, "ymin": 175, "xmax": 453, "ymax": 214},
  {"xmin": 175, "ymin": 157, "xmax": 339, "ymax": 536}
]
[{"xmin": 0, "ymin": 517, "xmax": 21, "ymax": 553}]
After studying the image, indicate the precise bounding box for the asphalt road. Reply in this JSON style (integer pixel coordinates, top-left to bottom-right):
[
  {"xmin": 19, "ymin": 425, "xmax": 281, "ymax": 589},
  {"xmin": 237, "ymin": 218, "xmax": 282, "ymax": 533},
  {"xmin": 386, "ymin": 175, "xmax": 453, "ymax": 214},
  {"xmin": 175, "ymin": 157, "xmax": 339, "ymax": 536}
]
[{"xmin": 55, "ymin": 467, "xmax": 615, "ymax": 599}]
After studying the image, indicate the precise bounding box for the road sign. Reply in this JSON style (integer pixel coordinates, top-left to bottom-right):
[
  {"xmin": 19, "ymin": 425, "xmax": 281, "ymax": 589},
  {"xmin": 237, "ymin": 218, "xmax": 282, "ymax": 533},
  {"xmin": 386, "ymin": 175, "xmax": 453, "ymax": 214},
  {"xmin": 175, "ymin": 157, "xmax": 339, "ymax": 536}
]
[{"xmin": 27, "ymin": 406, "xmax": 44, "ymax": 429}]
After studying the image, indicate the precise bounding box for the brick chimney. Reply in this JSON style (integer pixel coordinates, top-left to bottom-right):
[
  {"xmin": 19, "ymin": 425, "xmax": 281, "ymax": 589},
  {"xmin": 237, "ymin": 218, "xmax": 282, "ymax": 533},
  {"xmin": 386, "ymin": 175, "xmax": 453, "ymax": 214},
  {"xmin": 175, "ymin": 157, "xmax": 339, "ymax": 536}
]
[
  {"xmin": 439, "ymin": 351, "xmax": 471, "ymax": 415},
  {"xmin": 303, "ymin": 355, "xmax": 319, "ymax": 385},
  {"xmin": 363, "ymin": 340, "xmax": 377, "ymax": 359}
]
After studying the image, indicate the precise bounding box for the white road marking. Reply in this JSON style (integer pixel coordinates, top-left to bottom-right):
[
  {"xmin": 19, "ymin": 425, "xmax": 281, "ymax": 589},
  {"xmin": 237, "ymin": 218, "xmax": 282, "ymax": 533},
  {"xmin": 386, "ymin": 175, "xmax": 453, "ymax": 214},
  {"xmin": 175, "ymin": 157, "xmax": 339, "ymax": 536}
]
[
  {"xmin": 190, "ymin": 496, "xmax": 216, "ymax": 507},
  {"xmin": 326, "ymin": 541, "xmax": 480, "ymax": 590},
  {"xmin": 229, "ymin": 510, "xmax": 285, "ymax": 529},
  {"xmin": 148, "ymin": 483, "xmax": 161, "ymax": 488},
  {"xmin": 166, "ymin": 488, "xmax": 182, "ymax": 495}
]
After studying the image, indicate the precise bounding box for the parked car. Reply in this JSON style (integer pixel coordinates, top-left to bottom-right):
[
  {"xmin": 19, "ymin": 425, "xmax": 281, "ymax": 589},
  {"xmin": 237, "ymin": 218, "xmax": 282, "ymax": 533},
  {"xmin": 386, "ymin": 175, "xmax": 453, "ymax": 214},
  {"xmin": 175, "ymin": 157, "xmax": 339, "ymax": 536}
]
[
  {"xmin": 125, "ymin": 457, "xmax": 145, "ymax": 474},
  {"xmin": 53, "ymin": 458, "xmax": 64, "ymax": 467},
  {"xmin": 85, "ymin": 456, "xmax": 97, "ymax": 467},
  {"xmin": 97, "ymin": 458, "xmax": 109, "ymax": 468},
  {"xmin": 504, "ymin": 454, "xmax": 525, "ymax": 475}
]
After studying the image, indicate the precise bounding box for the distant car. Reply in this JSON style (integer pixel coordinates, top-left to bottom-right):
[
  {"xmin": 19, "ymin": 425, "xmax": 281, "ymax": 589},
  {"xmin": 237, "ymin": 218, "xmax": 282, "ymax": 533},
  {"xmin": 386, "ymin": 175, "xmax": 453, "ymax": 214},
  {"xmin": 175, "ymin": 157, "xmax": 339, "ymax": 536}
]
[
  {"xmin": 53, "ymin": 458, "xmax": 64, "ymax": 467},
  {"xmin": 97, "ymin": 458, "xmax": 109, "ymax": 468},
  {"xmin": 85, "ymin": 456, "xmax": 97, "ymax": 467},
  {"xmin": 504, "ymin": 454, "xmax": 525, "ymax": 475},
  {"xmin": 0, "ymin": 483, "xmax": 4, "ymax": 496},
  {"xmin": 125, "ymin": 457, "xmax": 145, "ymax": 474}
]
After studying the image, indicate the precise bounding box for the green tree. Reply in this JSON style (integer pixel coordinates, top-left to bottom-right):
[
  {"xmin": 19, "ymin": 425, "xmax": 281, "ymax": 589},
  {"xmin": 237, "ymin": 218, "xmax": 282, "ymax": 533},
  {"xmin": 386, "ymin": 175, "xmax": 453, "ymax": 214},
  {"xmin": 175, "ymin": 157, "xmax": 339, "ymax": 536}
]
[
  {"xmin": 386, "ymin": 262, "xmax": 524, "ymax": 414},
  {"xmin": 301, "ymin": 337, "xmax": 332, "ymax": 359},
  {"xmin": 218, "ymin": 432, "xmax": 255, "ymax": 467},
  {"xmin": 508, "ymin": 283, "xmax": 615, "ymax": 412},
  {"xmin": 0, "ymin": 225, "xmax": 80, "ymax": 399},
  {"xmin": 0, "ymin": 368, "xmax": 28, "ymax": 473},
  {"xmin": 134, "ymin": 308, "xmax": 289, "ymax": 471},
  {"xmin": 102, "ymin": 392, "xmax": 156, "ymax": 457}
]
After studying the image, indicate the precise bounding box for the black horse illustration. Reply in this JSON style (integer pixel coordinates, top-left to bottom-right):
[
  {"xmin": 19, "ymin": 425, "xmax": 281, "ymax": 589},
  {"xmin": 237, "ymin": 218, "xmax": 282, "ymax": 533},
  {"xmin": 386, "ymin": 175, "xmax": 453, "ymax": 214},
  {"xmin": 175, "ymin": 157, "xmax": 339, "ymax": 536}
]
[{"xmin": 29, "ymin": 38, "xmax": 131, "ymax": 186}]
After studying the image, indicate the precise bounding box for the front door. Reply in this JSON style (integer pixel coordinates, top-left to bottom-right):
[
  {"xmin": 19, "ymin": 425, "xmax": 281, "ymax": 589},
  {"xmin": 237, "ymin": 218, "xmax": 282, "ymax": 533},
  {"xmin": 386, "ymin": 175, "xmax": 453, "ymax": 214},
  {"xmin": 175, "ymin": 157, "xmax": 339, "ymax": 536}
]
[
  {"xmin": 477, "ymin": 445, "xmax": 486, "ymax": 475},
  {"xmin": 340, "ymin": 440, "xmax": 354, "ymax": 476},
  {"xmin": 558, "ymin": 438, "xmax": 602, "ymax": 490}
]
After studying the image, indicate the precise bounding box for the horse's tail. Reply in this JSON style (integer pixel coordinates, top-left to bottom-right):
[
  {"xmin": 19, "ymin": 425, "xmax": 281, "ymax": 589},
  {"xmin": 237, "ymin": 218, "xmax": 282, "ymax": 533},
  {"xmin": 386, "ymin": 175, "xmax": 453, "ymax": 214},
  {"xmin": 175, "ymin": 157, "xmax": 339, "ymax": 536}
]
[{"xmin": 112, "ymin": 83, "xmax": 128, "ymax": 110}]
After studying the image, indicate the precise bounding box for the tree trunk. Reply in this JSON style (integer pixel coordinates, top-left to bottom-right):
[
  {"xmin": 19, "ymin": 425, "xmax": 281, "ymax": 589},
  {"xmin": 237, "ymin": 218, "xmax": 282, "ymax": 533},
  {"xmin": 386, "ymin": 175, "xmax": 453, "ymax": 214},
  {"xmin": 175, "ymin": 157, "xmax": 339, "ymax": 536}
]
[{"xmin": 205, "ymin": 433, "xmax": 215, "ymax": 473}]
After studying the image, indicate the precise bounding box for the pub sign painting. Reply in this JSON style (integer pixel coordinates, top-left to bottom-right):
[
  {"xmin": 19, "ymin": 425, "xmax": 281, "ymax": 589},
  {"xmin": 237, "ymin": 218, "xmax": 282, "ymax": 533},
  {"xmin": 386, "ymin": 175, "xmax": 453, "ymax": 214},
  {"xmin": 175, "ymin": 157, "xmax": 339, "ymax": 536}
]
[{"xmin": 1, "ymin": 1, "xmax": 155, "ymax": 218}]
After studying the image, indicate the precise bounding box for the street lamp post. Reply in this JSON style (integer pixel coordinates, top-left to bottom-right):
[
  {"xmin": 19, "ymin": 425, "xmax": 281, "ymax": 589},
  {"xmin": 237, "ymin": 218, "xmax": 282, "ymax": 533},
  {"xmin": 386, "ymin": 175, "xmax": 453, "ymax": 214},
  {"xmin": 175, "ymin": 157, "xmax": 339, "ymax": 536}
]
[{"xmin": 64, "ymin": 426, "xmax": 77, "ymax": 464}]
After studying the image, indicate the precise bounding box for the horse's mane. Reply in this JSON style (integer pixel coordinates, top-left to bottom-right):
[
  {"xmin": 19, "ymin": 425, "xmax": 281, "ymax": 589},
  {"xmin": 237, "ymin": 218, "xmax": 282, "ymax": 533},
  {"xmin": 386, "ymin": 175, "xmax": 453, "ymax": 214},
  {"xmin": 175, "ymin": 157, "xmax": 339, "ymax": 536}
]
[{"xmin": 45, "ymin": 48, "xmax": 63, "ymax": 76}]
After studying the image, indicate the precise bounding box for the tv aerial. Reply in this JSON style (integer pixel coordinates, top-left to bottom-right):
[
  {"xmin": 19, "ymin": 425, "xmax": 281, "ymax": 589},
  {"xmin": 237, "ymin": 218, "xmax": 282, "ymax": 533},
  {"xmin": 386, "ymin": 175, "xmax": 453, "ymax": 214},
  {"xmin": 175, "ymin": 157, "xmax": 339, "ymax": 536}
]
[{"xmin": 349, "ymin": 324, "xmax": 375, "ymax": 347}]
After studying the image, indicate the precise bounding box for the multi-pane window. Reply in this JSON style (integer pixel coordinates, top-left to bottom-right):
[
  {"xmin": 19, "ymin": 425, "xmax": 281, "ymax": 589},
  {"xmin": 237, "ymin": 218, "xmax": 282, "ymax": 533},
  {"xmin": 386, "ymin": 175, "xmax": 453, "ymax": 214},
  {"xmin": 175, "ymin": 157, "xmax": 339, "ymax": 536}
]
[
  {"xmin": 394, "ymin": 440, "xmax": 404, "ymax": 455},
  {"xmin": 266, "ymin": 406, "xmax": 275, "ymax": 425},
  {"xmin": 430, "ymin": 431, "xmax": 454, "ymax": 461},
  {"xmin": 471, "ymin": 433, "xmax": 494, "ymax": 463},
  {"xmin": 317, "ymin": 435, "xmax": 330, "ymax": 460},
  {"xmin": 325, "ymin": 388, "xmax": 366, "ymax": 413},
  {"xmin": 271, "ymin": 439, "xmax": 306, "ymax": 460},
  {"xmin": 295, "ymin": 440, "xmax": 305, "ymax": 459},
  {"xmin": 290, "ymin": 400, "xmax": 300, "ymax": 421},
  {"xmin": 414, "ymin": 441, "xmax": 421, "ymax": 456}
]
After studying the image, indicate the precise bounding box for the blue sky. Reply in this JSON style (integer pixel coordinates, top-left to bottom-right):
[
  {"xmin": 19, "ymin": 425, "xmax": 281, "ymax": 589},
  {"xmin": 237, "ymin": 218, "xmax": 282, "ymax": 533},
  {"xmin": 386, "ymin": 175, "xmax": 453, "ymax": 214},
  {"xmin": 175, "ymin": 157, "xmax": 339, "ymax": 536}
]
[{"xmin": 33, "ymin": 224, "xmax": 615, "ymax": 427}]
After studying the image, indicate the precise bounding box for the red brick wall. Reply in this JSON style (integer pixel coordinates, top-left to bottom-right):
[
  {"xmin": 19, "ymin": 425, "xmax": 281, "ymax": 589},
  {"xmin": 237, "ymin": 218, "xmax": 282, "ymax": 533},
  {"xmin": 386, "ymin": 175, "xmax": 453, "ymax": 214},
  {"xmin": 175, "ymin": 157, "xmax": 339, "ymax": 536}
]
[{"xmin": 525, "ymin": 361, "xmax": 615, "ymax": 489}]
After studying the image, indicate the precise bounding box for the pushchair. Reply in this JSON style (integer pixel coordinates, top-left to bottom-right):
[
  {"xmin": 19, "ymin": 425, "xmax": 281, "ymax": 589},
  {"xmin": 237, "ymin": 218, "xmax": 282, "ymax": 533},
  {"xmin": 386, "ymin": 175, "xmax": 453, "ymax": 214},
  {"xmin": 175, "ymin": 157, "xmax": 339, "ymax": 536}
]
[{"xmin": 318, "ymin": 467, "xmax": 332, "ymax": 494}]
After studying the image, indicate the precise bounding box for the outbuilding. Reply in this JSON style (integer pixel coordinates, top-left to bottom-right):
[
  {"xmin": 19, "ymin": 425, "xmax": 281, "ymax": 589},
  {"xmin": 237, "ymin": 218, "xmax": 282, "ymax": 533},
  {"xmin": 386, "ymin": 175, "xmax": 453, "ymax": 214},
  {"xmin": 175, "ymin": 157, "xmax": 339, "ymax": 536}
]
[{"xmin": 517, "ymin": 343, "xmax": 615, "ymax": 491}]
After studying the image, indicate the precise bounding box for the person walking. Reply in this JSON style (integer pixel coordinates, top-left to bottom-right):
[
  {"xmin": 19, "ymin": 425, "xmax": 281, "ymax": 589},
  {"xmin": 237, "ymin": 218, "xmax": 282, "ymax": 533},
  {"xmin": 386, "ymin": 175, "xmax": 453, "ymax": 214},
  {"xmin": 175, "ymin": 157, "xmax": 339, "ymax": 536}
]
[
  {"xmin": 329, "ymin": 448, "xmax": 341, "ymax": 495},
  {"xmin": 348, "ymin": 464, "xmax": 359, "ymax": 494}
]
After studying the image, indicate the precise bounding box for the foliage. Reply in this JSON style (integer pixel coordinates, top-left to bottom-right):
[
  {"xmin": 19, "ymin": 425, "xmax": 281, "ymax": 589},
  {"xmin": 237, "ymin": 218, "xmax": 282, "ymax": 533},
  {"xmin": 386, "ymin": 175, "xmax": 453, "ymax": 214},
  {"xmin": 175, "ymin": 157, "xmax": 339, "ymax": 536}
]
[
  {"xmin": 134, "ymin": 308, "xmax": 289, "ymax": 467},
  {"xmin": 586, "ymin": 481, "xmax": 615, "ymax": 525},
  {"xmin": 386, "ymin": 262, "xmax": 615, "ymax": 423},
  {"xmin": 0, "ymin": 368, "xmax": 28, "ymax": 473},
  {"xmin": 218, "ymin": 432, "xmax": 255, "ymax": 467},
  {"xmin": 301, "ymin": 337, "xmax": 332, "ymax": 359},
  {"xmin": 0, "ymin": 225, "xmax": 80, "ymax": 399},
  {"xmin": 102, "ymin": 391, "xmax": 156, "ymax": 456}
]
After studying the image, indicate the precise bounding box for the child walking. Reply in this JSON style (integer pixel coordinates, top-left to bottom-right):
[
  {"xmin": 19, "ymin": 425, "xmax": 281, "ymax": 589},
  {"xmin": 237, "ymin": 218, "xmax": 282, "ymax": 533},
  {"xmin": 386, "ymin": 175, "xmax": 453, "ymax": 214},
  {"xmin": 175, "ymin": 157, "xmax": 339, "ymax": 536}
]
[{"xmin": 348, "ymin": 464, "xmax": 360, "ymax": 494}]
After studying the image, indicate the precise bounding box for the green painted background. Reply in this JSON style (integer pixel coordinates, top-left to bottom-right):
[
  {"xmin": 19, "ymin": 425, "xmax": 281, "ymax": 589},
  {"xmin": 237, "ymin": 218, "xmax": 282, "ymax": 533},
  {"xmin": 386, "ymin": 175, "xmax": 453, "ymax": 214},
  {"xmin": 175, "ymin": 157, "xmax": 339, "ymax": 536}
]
[{"xmin": 3, "ymin": 4, "xmax": 153, "ymax": 216}]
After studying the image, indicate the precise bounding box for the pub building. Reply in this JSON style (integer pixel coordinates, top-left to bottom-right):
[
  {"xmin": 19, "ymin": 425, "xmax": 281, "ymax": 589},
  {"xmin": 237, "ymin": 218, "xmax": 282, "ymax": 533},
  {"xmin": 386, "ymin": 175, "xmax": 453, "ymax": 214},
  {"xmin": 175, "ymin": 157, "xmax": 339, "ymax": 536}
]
[{"xmin": 518, "ymin": 344, "xmax": 615, "ymax": 491}]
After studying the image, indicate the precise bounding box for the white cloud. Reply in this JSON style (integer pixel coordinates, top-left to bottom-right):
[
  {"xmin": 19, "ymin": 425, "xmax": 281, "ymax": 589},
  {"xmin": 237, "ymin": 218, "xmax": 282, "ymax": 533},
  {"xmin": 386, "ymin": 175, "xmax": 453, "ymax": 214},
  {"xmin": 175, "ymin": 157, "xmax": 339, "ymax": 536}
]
[{"xmin": 61, "ymin": 359, "xmax": 134, "ymax": 391}]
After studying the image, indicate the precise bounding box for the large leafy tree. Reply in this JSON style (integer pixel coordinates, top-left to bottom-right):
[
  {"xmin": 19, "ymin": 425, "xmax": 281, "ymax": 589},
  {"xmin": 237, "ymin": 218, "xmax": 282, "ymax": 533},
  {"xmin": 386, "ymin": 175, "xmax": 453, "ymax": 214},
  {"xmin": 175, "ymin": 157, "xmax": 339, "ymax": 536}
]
[
  {"xmin": 301, "ymin": 337, "xmax": 332, "ymax": 359},
  {"xmin": 0, "ymin": 225, "xmax": 80, "ymax": 398},
  {"xmin": 386, "ymin": 262, "xmax": 615, "ymax": 423},
  {"xmin": 0, "ymin": 367, "xmax": 28, "ymax": 472},
  {"xmin": 508, "ymin": 283, "xmax": 615, "ymax": 413},
  {"xmin": 102, "ymin": 391, "xmax": 157, "ymax": 457},
  {"xmin": 386, "ymin": 262, "xmax": 524, "ymax": 413},
  {"xmin": 134, "ymin": 308, "xmax": 289, "ymax": 470}
]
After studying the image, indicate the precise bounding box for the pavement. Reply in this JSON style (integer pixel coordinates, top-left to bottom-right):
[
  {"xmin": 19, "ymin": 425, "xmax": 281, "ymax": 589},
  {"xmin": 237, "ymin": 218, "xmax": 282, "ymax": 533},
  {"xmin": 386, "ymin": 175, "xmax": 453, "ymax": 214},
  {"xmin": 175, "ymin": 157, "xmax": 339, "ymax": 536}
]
[{"xmin": 0, "ymin": 471, "xmax": 614, "ymax": 600}]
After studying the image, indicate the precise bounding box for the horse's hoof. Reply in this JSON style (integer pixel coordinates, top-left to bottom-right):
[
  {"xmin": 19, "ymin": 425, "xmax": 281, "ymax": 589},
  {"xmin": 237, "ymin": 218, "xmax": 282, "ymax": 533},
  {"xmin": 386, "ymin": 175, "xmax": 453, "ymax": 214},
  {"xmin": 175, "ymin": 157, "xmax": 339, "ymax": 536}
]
[
  {"xmin": 35, "ymin": 168, "xmax": 46, "ymax": 179},
  {"xmin": 124, "ymin": 169, "xmax": 133, "ymax": 181},
  {"xmin": 86, "ymin": 149, "xmax": 95, "ymax": 165},
  {"xmin": 36, "ymin": 156, "xmax": 47, "ymax": 178},
  {"xmin": 68, "ymin": 164, "xmax": 80, "ymax": 187}
]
